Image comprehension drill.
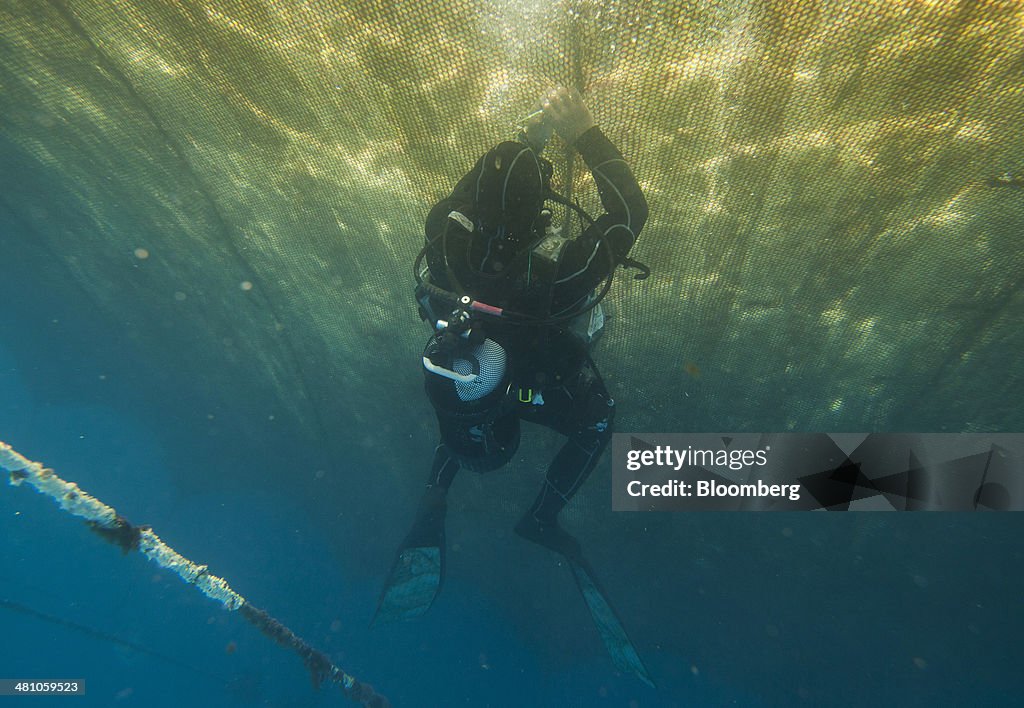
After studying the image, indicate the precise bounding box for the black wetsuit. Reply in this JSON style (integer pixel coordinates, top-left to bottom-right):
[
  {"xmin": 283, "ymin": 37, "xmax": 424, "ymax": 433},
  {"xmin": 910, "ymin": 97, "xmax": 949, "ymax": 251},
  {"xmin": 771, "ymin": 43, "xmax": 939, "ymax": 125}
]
[{"xmin": 420, "ymin": 126, "xmax": 648, "ymax": 525}]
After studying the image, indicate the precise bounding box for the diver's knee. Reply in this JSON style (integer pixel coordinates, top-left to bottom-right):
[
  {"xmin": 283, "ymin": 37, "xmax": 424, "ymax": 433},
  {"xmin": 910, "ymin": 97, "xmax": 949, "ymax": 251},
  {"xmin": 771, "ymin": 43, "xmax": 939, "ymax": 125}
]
[
  {"xmin": 589, "ymin": 385, "xmax": 616, "ymax": 430},
  {"xmin": 437, "ymin": 414, "xmax": 520, "ymax": 473}
]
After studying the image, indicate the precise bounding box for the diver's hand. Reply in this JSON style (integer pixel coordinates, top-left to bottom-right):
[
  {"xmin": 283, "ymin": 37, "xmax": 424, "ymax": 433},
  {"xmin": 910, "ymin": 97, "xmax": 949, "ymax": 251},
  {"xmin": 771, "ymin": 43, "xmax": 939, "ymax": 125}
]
[
  {"xmin": 521, "ymin": 108, "xmax": 553, "ymax": 153},
  {"xmin": 542, "ymin": 87, "xmax": 595, "ymax": 145}
]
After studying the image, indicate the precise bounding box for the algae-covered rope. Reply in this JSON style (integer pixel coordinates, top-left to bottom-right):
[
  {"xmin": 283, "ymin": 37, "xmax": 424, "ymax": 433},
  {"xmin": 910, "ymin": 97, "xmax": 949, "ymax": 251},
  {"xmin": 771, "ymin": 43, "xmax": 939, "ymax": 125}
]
[{"xmin": 0, "ymin": 440, "xmax": 390, "ymax": 708}]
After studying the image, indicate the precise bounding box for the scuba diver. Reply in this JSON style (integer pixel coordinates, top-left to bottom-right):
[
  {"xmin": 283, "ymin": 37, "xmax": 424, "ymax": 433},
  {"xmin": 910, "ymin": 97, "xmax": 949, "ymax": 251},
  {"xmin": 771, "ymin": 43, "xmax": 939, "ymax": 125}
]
[{"xmin": 376, "ymin": 87, "xmax": 654, "ymax": 686}]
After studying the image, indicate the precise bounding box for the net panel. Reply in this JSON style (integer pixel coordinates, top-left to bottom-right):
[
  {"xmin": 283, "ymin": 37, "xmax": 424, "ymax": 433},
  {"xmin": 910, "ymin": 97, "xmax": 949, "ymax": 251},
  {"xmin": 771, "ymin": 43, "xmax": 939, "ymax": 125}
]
[{"xmin": 1, "ymin": 0, "xmax": 1022, "ymax": 509}]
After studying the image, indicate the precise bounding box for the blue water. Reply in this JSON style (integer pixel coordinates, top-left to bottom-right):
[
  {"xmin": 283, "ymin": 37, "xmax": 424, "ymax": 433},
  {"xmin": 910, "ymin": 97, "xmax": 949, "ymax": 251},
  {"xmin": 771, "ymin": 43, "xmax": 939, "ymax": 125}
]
[{"xmin": 2, "ymin": 257, "xmax": 1022, "ymax": 708}]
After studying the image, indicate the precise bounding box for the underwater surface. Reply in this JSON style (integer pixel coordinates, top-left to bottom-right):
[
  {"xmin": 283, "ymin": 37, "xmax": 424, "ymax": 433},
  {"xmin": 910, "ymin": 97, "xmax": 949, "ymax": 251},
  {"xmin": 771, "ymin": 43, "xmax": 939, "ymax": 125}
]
[{"xmin": 2, "ymin": 240, "xmax": 1023, "ymax": 707}]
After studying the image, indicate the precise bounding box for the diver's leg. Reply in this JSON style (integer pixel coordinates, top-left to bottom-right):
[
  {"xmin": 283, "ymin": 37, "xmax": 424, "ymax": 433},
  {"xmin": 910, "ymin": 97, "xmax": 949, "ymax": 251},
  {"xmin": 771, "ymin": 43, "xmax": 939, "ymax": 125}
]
[
  {"xmin": 403, "ymin": 443, "xmax": 458, "ymax": 547},
  {"xmin": 427, "ymin": 443, "xmax": 460, "ymax": 489},
  {"xmin": 515, "ymin": 365, "xmax": 615, "ymax": 556},
  {"xmin": 373, "ymin": 444, "xmax": 459, "ymax": 624},
  {"xmin": 514, "ymin": 363, "xmax": 653, "ymax": 686},
  {"xmin": 527, "ymin": 366, "xmax": 615, "ymax": 522},
  {"xmin": 526, "ymin": 422, "xmax": 611, "ymax": 521}
]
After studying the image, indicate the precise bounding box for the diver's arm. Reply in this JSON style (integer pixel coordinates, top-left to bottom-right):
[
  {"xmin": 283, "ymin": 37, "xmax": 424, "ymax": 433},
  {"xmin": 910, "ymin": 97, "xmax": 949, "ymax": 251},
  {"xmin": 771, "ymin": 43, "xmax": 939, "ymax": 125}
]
[
  {"xmin": 423, "ymin": 150, "xmax": 489, "ymax": 240},
  {"xmin": 423, "ymin": 156, "xmax": 485, "ymax": 288},
  {"xmin": 574, "ymin": 126, "xmax": 648, "ymax": 259},
  {"xmin": 550, "ymin": 127, "xmax": 647, "ymax": 303},
  {"xmin": 542, "ymin": 84, "xmax": 648, "ymax": 248}
]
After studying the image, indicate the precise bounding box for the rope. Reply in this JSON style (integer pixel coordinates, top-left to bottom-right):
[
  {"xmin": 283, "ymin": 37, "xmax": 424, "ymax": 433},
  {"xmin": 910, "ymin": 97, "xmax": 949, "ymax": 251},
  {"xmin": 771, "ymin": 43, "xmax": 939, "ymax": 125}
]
[{"xmin": 0, "ymin": 440, "xmax": 390, "ymax": 708}]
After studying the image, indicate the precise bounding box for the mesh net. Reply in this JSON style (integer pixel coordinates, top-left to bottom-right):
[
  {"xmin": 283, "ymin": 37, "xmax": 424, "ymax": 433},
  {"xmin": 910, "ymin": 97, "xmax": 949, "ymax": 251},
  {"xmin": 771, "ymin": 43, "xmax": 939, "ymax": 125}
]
[{"xmin": 2, "ymin": 0, "xmax": 1023, "ymax": 512}]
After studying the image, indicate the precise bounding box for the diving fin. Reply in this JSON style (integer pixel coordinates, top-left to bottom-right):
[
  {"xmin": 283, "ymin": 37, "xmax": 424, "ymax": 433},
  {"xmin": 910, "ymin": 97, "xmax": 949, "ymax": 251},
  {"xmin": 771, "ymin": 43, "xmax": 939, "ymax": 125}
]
[
  {"xmin": 373, "ymin": 545, "xmax": 442, "ymax": 624},
  {"xmin": 515, "ymin": 515, "xmax": 654, "ymax": 687},
  {"xmin": 372, "ymin": 487, "xmax": 447, "ymax": 625},
  {"xmin": 568, "ymin": 555, "xmax": 656, "ymax": 689}
]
